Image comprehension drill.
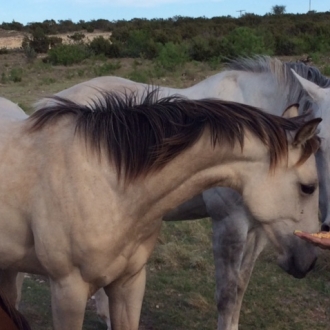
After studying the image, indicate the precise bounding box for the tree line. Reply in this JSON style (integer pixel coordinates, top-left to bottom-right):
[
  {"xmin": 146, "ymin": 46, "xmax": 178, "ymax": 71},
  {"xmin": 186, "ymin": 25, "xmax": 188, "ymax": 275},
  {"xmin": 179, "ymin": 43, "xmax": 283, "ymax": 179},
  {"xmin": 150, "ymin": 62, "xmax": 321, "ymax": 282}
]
[{"xmin": 1, "ymin": 10, "xmax": 330, "ymax": 64}]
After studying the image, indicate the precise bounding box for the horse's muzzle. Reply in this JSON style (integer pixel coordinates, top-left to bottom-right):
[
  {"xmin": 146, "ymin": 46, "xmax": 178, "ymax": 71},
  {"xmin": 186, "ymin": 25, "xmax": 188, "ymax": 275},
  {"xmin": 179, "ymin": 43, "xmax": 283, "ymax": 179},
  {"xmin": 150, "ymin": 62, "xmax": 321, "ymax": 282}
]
[{"xmin": 278, "ymin": 254, "xmax": 317, "ymax": 279}]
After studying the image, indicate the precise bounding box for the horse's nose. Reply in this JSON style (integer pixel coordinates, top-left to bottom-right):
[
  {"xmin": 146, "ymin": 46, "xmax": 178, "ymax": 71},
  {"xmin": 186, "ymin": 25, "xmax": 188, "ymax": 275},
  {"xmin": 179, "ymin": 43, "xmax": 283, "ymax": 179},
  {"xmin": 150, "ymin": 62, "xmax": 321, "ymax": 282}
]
[{"xmin": 321, "ymin": 223, "xmax": 330, "ymax": 231}]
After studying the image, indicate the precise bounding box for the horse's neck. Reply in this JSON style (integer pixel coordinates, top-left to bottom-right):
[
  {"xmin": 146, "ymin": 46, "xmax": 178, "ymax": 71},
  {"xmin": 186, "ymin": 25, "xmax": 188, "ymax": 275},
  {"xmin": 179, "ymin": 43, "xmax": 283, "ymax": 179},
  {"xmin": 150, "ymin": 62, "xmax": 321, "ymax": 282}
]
[
  {"xmin": 0, "ymin": 98, "xmax": 27, "ymax": 122},
  {"xmin": 123, "ymin": 130, "xmax": 266, "ymax": 222},
  {"xmin": 173, "ymin": 71, "xmax": 289, "ymax": 117}
]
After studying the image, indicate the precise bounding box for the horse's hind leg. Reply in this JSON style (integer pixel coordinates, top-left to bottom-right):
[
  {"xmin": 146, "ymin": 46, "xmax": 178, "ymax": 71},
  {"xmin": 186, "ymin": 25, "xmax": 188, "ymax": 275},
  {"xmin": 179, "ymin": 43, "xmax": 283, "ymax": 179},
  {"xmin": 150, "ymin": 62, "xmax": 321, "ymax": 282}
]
[
  {"xmin": 105, "ymin": 265, "xmax": 146, "ymax": 330},
  {"xmin": 0, "ymin": 269, "xmax": 19, "ymax": 307},
  {"xmin": 49, "ymin": 271, "xmax": 90, "ymax": 330}
]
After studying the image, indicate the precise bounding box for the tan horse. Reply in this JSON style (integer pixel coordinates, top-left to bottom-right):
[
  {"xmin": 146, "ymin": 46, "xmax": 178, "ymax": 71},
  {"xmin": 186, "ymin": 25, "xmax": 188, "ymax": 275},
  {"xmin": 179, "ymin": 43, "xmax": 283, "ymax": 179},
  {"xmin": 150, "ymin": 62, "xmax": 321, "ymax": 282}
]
[{"xmin": 0, "ymin": 91, "xmax": 321, "ymax": 329}]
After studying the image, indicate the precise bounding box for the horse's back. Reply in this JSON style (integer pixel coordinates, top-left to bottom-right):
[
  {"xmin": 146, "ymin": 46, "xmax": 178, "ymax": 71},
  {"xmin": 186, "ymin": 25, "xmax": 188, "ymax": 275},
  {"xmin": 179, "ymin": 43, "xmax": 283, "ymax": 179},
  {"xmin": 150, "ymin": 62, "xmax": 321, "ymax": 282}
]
[
  {"xmin": 36, "ymin": 76, "xmax": 151, "ymax": 109},
  {"xmin": 0, "ymin": 98, "xmax": 27, "ymax": 122}
]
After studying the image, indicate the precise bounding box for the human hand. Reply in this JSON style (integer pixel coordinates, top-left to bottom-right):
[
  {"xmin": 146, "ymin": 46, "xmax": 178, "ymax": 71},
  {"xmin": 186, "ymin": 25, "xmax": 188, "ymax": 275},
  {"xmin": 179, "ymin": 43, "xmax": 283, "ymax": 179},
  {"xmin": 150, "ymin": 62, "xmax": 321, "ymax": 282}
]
[{"xmin": 294, "ymin": 230, "xmax": 330, "ymax": 250}]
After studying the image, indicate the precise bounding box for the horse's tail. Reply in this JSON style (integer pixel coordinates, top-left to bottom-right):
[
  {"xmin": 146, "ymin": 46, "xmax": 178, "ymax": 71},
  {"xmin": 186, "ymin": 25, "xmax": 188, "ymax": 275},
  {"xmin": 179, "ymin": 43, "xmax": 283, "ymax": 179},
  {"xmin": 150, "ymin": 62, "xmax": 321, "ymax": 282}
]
[{"xmin": 0, "ymin": 288, "xmax": 32, "ymax": 330}]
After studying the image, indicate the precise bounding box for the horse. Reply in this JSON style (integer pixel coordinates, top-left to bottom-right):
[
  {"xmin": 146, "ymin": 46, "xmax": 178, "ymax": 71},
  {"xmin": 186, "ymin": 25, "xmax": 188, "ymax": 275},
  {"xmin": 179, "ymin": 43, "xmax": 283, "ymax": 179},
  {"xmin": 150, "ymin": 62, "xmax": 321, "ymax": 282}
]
[
  {"xmin": 34, "ymin": 56, "xmax": 330, "ymax": 330},
  {"xmin": 0, "ymin": 287, "xmax": 31, "ymax": 330},
  {"xmin": 0, "ymin": 90, "xmax": 321, "ymax": 330}
]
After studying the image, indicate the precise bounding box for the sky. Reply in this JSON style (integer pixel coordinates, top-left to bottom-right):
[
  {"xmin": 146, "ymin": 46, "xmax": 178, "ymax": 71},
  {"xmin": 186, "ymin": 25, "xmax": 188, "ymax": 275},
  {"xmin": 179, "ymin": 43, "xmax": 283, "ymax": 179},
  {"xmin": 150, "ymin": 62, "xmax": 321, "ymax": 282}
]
[{"xmin": 0, "ymin": 0, "xmax": 329, "ymax": 25}]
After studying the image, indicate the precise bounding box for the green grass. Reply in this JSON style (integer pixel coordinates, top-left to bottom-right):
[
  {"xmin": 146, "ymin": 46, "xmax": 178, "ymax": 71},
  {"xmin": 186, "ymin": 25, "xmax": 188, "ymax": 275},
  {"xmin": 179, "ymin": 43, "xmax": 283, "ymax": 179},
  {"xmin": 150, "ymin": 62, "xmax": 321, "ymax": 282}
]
[
  {"xmin": 2, "ymin": 52, "xmax": 330, "ymax": 329},
  {"xmin": 18, "ymin": 220, "xmax": 330, "ymax": 329}
]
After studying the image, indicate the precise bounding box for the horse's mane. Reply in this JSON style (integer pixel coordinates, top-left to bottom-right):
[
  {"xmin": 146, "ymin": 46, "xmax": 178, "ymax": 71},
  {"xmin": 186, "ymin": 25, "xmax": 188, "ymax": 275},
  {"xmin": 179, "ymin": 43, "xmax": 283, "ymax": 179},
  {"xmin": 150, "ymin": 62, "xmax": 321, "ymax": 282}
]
[
  {"xmin": 226, "ymin": 56, "xmax": 330, "ymax": 113},
  {"xmin": 28, "ymin": 89, "xmax": 319, "ymax": 182},
  {"xmin": 0, "ymin": 288, "xmax": 31, "ymax": 330}
]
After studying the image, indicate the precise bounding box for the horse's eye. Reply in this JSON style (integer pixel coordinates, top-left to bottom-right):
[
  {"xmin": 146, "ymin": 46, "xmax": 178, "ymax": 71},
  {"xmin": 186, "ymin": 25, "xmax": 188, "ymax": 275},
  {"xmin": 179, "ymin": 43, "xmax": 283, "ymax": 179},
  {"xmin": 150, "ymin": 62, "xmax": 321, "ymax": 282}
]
[{"xmin": 300, "ymin": 184, "xmax": 316, "ymax": 195}]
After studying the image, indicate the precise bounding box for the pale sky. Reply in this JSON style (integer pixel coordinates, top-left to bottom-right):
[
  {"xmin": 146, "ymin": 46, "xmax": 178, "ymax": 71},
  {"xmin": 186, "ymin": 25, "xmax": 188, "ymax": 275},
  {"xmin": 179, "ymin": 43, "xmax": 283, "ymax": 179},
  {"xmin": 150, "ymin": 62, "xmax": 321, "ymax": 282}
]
[{"xmin": 0, "ymin": 0, "xmax": 328, "ymax": 25}]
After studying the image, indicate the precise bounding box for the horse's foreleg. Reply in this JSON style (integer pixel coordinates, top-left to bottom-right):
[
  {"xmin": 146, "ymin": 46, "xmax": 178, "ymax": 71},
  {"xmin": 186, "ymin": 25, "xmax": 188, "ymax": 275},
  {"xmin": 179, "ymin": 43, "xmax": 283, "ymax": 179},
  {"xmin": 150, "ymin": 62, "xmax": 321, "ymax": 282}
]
[
  {"xmin": 95, "ymin": 288, "xmax": 111, "ymax": 329},
  {"xmin": 0, "ymin": 270, "xmax": 19, "ymax": 307},
  {"xmin": 211, "ymin": 212, "xmax": 248, "ymax": 330},
  {"xmin": 230, "ymin": 227, "xmax": 268, "ymax": 330},
  {"xmin": 105, "ymin": 265, "xmax": 146, "ymax": 330},
  {"xmin": 49, "ymin": 271, "xmax": 90, "ymax": 330}
]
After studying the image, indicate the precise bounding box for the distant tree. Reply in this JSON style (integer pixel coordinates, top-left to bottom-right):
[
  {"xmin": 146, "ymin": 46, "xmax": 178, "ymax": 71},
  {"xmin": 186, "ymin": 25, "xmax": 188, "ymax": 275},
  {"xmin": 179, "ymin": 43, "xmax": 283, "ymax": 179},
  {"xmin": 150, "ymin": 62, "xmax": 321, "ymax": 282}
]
[
  {"xmin": 272, "ymin": 5, "xmax": 286, "ymax": 15},
  {"xmin": 68, "ymin": 32, "xmax": 85, "ymax": 42},
  {"xmin": 1, "ymin": 20, "xmax": 24, "ymax": 31},
  {"xmin": 23, "ymin": 27, "xmax": 50, "ymax": 53}
]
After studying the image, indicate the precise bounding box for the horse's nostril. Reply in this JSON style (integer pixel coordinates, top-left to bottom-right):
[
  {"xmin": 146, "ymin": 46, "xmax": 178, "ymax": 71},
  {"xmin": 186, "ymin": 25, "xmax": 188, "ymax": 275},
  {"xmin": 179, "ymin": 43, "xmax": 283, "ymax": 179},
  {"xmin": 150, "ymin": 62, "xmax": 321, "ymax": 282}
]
[{"xmin": 321, "ymin": 223, "xmax": 330, "ymax": 232}]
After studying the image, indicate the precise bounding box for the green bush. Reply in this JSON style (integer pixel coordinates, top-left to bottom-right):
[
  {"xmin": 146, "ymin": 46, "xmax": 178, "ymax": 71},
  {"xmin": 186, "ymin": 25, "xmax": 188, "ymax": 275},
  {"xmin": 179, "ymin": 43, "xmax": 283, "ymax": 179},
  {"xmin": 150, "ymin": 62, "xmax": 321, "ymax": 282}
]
[
  {"xmin": 274, "ymin": 35, "xmax": 300, "ymax": 55},
  {"xmin": 89, "ymin": 36, "xmax": 120, "ymax": 57},
  {"xmin": 48, "ymin": 36, "xmax": 62, "ymax": 48},
  {"xmin": 9, "ymin": 68, "xmax": 23, "ymax": 82},
  {"xmin": 189, "ymin": 37, "xmax": 212, "ymax": 61},
  {"xmin": 322, "ymin": 65, "xmax": 330, "ymax": 76},
  {"xmin": 156, "ymin": 42, "xmax": 188, "ymax": 70},
  {"xmin": 219, "ymin": 27, "xmax": 273, "ymax": 58},
  {"xmin": 93, "ymin": 61, "xmax": 121, "ymax": 76},
  {"xmin": 1, "ymin": 72, "xmax": 7, "ymax": 84},
  {"xmin": 29, "ymin": 27, "xmax": 50, "ymax": 53},
  {"xmin": 127, "ymin": 69, "xmax": 150, "ymax": 83},
  {"xmin": 86, "ymin": 25, "xmax": 94, "ymax": 33},
  {"xmin": 68, "ymin": 32, "xmax": 85, "ymax": 42},
  {"xmin": 47, "ymin": 44, "xmax": 92, "ymax": 65},
  {"xmin": 124, "ymin": 30, "xmax": 149, "ymax": 57}
]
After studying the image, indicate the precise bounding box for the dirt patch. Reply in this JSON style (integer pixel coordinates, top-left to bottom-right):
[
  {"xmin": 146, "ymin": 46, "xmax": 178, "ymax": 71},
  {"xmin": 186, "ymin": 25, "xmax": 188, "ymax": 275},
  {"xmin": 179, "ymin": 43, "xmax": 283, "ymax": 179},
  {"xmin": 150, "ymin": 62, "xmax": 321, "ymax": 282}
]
[{"xmin": 0, "ymin": 29, "xmax": 112, "ymax": 49}]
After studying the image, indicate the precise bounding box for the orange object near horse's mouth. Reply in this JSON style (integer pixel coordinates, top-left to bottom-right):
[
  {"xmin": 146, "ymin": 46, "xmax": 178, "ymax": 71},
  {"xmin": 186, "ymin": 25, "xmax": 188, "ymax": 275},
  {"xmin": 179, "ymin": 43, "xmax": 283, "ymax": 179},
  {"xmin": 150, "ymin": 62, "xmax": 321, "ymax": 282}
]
[{"xmin": 310, "ymin": 232, "xmax": 330, "ymax": 238}]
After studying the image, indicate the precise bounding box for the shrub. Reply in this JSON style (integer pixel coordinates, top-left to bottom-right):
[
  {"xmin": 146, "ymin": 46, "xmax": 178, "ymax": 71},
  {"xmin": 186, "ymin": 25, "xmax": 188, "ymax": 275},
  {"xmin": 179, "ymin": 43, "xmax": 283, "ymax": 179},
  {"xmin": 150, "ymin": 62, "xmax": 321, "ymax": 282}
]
[
  {"xmin": 47, "ymin": 44, "xmax": 92, "ymax": 65},
  {"xmin": 127, "ymin": 69, "xmax": 150, "ymax": 83},
  {"xmin": 219, "ymin": 27, "xmax": 273, "ymax": 58},
  {"xmin": 48, "ymin": 36, "xmax": 62, "ymax": 48},
  {"xmin": 189, "ymin": 37, "xmax": 212, "ymax": 61},
  {"xmin": 68, "ymin": 32, "xmax": 85, "ymax": 42},
  {"xmin": 23, "ymin": 45, "xmax": 37, "ymax": 62},
  {"xmin": 29, "ymin": 27, "xmax": 50, "ymax": 53},
  {"xmin": 122, "ymin": 30, "xmax": 148, "ymax": 57},
  {"xmin": 322, "ymin": 65, "xmax": 330, "ymax": 76},
  {"xmin": 89, "ymin": 37, "xmax": 121, "ymax": 58},
  {"xmin": 9, "ymin": 68, "xmax": 23, "ymax": 82},
  {"xmin": 1, "ymin": 72, "xmax": 7, "ymax": 84},
  {"xmin": 274, "ymin": 35, "xmax": 300, "ymax": 55},
  {"xmin": 93, "ymin": 61, "xmax": 122, "ymax": 76},
  {"xmin": 156, "ymin": 42, "xmax": 188, "ymax": 70}
]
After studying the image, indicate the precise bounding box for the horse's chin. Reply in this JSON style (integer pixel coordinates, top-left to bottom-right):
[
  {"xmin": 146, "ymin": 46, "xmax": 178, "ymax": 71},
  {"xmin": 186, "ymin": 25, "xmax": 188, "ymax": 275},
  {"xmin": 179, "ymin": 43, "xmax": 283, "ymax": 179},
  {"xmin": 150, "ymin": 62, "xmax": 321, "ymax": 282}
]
[{"xmin": 277, "ymin": 253, "xmax": 317, "ymax": 279}]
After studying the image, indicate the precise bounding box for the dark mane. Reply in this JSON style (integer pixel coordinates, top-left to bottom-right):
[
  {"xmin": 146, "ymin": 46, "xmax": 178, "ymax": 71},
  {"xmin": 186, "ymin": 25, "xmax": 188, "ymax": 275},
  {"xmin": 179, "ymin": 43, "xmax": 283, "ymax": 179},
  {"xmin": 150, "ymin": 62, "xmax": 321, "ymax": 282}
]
[{"xmin": 28, "ymin": 89, "xmax": 319, "ymax": 182}]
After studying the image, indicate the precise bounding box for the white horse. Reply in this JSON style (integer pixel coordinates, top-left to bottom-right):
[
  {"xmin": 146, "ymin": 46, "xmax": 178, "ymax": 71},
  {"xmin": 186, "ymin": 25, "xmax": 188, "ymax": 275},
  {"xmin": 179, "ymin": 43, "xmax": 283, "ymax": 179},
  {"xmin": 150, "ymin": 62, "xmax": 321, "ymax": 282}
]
[
  {"xmin": 35, "ymin": 56, "xmax": 330, "ymax": 329},
  {"xmin": 0, "ymin": 91, "xmax": 321, "ymax": 330}
]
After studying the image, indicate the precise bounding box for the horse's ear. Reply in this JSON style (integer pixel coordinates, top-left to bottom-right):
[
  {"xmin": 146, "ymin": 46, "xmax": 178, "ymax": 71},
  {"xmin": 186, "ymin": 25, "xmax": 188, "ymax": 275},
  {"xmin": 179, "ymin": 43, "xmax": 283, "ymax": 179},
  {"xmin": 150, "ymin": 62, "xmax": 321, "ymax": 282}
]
[
  {"xmin": 282, "ymin": 104, "xmax": 299, "ymax": 118},
  {"xmin": 293, "ymin": 118, "xmax": 322, "ymax": 146},
  {"xmin": 290, "ymin": 69, "xmax": 326, "ymax": 101}
]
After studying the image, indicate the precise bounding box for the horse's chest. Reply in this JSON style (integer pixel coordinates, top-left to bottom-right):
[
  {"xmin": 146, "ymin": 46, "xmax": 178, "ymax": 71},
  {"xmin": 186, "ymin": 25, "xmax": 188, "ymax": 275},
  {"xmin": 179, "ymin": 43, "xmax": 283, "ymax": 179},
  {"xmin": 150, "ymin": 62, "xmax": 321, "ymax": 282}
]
[{"xmin": 79, "ymin": 217, "xmax": 162, "ymax": 286}]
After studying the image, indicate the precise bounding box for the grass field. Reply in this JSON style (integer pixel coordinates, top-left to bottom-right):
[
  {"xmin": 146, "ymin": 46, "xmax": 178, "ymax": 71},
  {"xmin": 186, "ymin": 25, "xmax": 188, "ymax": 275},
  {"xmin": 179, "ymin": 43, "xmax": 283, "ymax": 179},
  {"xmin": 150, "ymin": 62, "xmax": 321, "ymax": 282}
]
[{"xmin": 1, "ymin": 52, "xmax": 330, "ymax": 329}]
